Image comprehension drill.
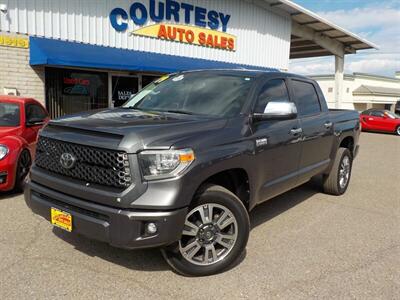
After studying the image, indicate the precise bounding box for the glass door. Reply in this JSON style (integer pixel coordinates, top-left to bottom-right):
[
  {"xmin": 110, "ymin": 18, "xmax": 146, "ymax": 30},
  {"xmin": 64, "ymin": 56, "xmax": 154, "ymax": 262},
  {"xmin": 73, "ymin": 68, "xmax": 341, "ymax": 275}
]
[{"xmin": 111, "ymin": 76, "xmax": 139, "ymax": 107}]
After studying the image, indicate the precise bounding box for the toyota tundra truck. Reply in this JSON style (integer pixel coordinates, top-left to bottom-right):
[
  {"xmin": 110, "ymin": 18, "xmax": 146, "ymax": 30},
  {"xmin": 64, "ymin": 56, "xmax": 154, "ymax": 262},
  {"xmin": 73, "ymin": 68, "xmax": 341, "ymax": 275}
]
[{"xmin": 25, "ymin": 70, "xmax": 360, "ymax": 276}]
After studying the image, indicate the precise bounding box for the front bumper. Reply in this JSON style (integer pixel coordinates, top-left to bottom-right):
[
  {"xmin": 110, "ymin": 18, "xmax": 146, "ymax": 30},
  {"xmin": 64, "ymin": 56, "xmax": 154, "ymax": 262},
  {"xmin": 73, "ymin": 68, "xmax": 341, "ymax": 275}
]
[
  {"xmin": 25, "ymin": 181, "xmax": 188, "ymax": 249},
  {"xmin": 0, "ymin": 161, "xmax": 16, "ymax": 192}
]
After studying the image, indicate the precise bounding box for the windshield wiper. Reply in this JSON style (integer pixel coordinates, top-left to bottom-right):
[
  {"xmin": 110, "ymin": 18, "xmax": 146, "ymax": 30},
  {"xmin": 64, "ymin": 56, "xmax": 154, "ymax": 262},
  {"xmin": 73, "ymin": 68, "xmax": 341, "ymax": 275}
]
[{"xmin": 163, "ymin": 110, "xmax": 196, "ymax": 115}]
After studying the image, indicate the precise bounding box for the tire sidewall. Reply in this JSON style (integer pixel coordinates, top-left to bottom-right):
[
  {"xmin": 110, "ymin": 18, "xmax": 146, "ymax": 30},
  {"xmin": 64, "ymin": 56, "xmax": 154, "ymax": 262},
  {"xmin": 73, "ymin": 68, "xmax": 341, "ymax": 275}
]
[
  {"xmin": 336, "ymin": 149, "xmax": 352, "ymax": 195},
  {"xmin": 163, "ymin": 186, "xmax": 250, "ymax": 277},
  {"xmin": 14, "ymin": 149, "xmax": 31, "ymax": 192},
  {"xmin": 396, "ymin": 126, "xmax": 400, "ymax": 136}
]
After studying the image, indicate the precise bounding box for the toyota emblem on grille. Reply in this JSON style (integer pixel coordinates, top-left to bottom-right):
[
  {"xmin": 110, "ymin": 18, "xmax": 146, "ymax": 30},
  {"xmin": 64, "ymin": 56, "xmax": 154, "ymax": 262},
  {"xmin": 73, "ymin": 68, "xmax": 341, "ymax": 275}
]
[{"xmin": 60, "ymin": 153, "xmax": 76, "ymax": 170}]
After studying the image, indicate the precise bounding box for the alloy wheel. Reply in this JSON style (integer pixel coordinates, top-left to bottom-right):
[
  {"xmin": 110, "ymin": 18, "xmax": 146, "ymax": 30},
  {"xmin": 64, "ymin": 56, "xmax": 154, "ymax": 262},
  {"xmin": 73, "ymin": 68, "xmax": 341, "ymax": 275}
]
[
  {"xmin": 339, "ymin": 155, "xmax": 351, "ymax": 189},
  {"xmin": 179, "ymin": 203, "xmax": 238, "ymax": 266}
]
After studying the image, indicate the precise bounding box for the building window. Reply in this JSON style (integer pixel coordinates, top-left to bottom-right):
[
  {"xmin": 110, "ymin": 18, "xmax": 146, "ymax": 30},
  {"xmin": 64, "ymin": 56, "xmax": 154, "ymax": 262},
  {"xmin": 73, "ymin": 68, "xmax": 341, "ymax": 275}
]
[
  {"xmin": 328, "ymin": 87, "xmax": 333, "ymax": 93},
  {"xmin": 45, "ymin": 67, "xmax": 108, "ymax": 119}
]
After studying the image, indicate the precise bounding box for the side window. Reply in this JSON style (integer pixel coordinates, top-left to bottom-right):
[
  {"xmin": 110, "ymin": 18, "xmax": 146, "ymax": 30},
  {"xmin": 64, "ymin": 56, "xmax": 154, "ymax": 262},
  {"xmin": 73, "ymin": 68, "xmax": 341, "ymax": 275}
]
[
  {"xmin": 291, "ymin": 80, "xmax": 321, "ymax": 117},
  {"xmin": 26, "ymin": 104, "xmax": 47, "ymax": 122},
  {"xmin": 254, "ymin": 79, "xmax": 290, "ymax": 113},
  {"xmin": 370, "ymin": 111, "xmax": 384, "ymax": 117}
]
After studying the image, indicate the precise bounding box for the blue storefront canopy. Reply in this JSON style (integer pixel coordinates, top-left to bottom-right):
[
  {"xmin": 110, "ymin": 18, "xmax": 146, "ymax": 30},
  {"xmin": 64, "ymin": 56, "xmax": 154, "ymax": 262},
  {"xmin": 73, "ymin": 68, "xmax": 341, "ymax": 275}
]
[{"xmin": 29, "ymin": 37, "xmax": 277, "ymax": 73}]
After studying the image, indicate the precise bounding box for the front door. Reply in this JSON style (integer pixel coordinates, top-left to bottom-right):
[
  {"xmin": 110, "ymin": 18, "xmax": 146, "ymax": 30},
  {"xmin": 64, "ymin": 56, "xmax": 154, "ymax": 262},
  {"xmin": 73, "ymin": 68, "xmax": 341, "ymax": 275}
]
[
  {"xmin": 251, "ymin": 78, "xmax": 302, "ymax": 203},
  {"xmin": 111, "ymin": 76, "xmax": 139, "ymax": 107}
]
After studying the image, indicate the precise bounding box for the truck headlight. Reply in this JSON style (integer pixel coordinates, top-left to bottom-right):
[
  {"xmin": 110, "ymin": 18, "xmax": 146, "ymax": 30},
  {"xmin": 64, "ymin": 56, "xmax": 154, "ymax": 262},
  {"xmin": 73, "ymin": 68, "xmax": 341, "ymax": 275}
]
[
  {"xmin": 0, "ymin": 145, "xmax": 9, "ymax": 160},
  {"xmin": 139, "ymin": 149, "xmax": 195, "ymax": 180}
]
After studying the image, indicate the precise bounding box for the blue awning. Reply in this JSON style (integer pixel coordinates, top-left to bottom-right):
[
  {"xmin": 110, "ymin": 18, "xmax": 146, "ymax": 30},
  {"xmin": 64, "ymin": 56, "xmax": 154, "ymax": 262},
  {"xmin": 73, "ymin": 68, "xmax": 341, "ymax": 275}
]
[{"xmin": 29, "ymin": 37, "xmax": 276, "ymax": 73}]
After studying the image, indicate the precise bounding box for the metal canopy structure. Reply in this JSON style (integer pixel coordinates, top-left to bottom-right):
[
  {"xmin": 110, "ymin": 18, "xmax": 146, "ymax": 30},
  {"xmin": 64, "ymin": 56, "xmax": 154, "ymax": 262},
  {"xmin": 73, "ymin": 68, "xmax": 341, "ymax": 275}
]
[
  {"xmin": 261, "ymin": 0, "xmax": 378, "ymax": 109},
  {"xmin": 263, "ymin": 0, "xmax": 378, "ymax": 59}
]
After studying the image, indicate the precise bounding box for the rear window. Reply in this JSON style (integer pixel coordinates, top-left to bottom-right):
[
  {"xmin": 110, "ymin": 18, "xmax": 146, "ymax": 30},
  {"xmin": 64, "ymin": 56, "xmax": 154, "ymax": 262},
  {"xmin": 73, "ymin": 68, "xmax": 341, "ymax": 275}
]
[
  {"xmin": 291, "ymin": 80, "xmax": 321, "ymax": 117},
  {"xmin": 0, "ymin": 102, "xmax": 20, "ymax": 127}
]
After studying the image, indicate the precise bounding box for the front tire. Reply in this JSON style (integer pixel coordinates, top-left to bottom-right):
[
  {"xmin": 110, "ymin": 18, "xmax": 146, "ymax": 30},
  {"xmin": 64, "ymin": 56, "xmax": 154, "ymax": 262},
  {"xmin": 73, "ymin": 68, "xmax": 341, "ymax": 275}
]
[
  {"xmin": 322, "ymin": 148, "xmax": 353, "ymax": 195},
  {"xmin": 14, "ymin": 149, "xmax": 31, "ymax": 192},
  {"xmin": 162, "ymin": 184, "xmax": 250, "ymax": 277}
]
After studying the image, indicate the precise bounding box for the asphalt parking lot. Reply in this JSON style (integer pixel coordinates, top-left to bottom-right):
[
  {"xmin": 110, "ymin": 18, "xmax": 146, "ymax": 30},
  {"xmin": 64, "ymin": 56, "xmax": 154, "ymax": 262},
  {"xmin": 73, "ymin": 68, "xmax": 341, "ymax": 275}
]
[{"xmin": 0, "ymin": 132, "xmax": 399, "ymax": 299}]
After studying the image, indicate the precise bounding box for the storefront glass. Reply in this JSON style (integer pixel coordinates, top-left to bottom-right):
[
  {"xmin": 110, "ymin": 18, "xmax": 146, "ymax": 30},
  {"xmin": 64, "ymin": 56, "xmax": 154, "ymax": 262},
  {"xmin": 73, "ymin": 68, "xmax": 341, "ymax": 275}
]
[
  {"xmin": 111, "ymin": 76, "xmax": 139, "ymax": 107},
  {"xmin": 45, "ymin": 67, "xmax": 108, "ymax": 118}
]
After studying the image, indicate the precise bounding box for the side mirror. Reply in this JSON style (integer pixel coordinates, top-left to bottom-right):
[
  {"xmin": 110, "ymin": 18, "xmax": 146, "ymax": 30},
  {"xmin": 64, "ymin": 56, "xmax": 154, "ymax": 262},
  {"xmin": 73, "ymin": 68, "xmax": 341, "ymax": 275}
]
[
  {"xmin": 26, "ymin": 117, "xmax": 45, "ymax": 126},
  {"xmin": 253, "ymin": 102, "xmax": 297, "ymax": 121}
]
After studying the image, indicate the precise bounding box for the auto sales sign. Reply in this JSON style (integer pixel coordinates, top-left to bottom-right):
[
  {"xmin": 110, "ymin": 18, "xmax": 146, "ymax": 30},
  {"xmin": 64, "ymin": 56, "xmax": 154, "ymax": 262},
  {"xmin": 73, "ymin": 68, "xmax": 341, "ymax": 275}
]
[{"xmin": 110, "ymin": 0, "xmax": 236, "ymax": 51}]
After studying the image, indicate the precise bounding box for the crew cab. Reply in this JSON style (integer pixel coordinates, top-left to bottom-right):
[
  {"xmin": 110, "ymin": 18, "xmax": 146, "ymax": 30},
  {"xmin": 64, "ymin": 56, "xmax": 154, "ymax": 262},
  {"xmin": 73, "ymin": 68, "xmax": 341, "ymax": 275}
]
[
  {"xmin": 0, "ymin": 96, "xmax": 48, "ymax": 192},
  {"xmin": 25, "ymin": 70, "xmax": 360, "ymax": 276}
]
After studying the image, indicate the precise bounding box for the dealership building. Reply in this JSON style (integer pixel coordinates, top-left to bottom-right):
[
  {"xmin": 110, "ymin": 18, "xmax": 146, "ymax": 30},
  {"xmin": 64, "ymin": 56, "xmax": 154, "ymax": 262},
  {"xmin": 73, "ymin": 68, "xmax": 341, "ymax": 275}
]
[
  {"xmin": 0, "ymin": 0, "xmax": 376, "ymax": 118},
  {"xmin": 312, "ymin": 72, "xmax": 400, "ymax": 112}
]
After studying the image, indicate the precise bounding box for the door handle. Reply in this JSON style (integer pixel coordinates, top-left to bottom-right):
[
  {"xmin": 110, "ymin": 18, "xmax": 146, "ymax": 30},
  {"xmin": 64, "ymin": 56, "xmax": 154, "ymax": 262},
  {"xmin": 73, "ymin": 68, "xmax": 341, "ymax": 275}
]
[
  {"xmin": 324, "ymin": 122, "xmax": 333, "ymax": 129},
  {"xmin": 290, "ymin": 128, "xmax": 303, "ymax": 135}
]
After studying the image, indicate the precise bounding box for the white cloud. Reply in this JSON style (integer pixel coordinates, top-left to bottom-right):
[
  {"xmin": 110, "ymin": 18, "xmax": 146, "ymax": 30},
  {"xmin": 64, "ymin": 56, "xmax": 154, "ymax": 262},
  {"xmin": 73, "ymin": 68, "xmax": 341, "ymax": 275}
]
[
  {"xmin": 289, "ymin": 4, "xmax": 400, "ymax": 76},
  {"xmin": 317, "ymin": 6, "xmax": 400, "ymax": 31}
]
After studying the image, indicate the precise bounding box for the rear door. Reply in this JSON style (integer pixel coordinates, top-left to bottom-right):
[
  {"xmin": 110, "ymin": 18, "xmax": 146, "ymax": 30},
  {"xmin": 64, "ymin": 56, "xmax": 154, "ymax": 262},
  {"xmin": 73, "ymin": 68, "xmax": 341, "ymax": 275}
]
[
  {"xmin": 251, "ymin": 78, "xmax": 302, "ymax": 203},
  {"xmin": 289, "ymin": 79, "xmax": 334, "ymax": 182}
]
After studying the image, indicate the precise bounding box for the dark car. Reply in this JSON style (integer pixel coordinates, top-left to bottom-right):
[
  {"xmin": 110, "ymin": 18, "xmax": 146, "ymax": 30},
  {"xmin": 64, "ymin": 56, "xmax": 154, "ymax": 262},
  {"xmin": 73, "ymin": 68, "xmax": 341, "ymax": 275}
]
[{"xmin": 25, "ymin": 70, "xmax": 360, "ymax": 276}]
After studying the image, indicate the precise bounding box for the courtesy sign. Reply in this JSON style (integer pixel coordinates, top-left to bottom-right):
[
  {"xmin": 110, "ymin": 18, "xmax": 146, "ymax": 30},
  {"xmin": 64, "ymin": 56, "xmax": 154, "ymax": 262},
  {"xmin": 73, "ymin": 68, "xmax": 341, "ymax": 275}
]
[{"xmin": 110, "ymin": 0, "xmax": 236, "ymax": 51}]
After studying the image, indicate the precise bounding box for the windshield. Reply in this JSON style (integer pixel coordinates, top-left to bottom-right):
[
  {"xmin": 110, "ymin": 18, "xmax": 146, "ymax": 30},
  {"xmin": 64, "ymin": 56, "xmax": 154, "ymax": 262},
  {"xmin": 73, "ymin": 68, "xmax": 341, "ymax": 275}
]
[
  {"xmin": 384, "ymin": 111, "xmax": 399, "ymax": 119},
  {"xmin": 0, "ymin": 102, "xmax": 20, "ymax": 127},
  {"xmin": 123, "ymin": 73, "xmax": 255, "ymax": 117}
]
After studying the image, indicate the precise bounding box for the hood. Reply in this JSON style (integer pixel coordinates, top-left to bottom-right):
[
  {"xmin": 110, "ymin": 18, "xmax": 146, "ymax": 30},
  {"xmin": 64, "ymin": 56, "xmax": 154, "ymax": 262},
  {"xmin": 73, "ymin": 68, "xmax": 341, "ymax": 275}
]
[{"xmin": 43, "ymin": 108, "xmax": 228, "ymax": 152}]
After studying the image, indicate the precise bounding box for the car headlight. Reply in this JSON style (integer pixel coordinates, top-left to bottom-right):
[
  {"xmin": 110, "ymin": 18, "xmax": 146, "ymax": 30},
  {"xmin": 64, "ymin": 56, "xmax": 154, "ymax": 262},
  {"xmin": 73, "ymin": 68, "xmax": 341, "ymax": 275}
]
[
  {"xmin": 0, "ymin": 145, "xmax": 9, "ymax": 160},
  {"xmin": 139, "ymin": 149, "xmax": 195, "ymax": 180}
]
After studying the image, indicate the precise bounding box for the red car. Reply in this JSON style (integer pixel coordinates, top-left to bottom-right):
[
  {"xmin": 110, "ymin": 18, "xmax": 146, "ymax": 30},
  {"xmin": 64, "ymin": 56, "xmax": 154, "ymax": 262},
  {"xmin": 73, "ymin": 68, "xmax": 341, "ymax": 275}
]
[
  {"xmin": 0, "ymin": 96, "xmax": 49, "ymax": 192},
  {"xmin": 360, "ymin": 109, "xmax": 400, "ymax": 136}
]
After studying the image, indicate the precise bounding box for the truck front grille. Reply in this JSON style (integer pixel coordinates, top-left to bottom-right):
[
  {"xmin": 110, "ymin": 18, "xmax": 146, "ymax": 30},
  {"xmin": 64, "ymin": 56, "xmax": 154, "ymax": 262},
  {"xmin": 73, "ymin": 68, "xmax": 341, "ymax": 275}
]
[{"xmin": 35, "ymin": 137, "xmax": 132, "ymax": 189}]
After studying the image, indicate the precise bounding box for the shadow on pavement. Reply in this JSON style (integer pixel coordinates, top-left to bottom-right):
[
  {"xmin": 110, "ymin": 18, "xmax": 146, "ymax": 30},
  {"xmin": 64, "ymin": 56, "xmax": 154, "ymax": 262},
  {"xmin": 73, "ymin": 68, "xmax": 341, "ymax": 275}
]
[
  {"xmin": 250, "ymin": 180, "xmax": 320, "ymax": 230},
  {"xmin": 52, "ymin": 180, "xmax": 320, "ymax": 273},
  {"xmin": 53, "ymin": 227, "xmax": 170, "ymax": 272},
  {"xmin": 0, "ymin": 191, "xmax": 22, "ymax": 201}
]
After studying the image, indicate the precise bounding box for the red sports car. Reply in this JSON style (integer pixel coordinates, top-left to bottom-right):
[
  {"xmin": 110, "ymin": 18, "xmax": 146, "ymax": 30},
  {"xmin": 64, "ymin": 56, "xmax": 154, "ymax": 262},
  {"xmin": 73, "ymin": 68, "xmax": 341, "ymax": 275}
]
[
  {"xmin": 0, "ymin": 96, "xmax": 49, "ymax": 192},
  {"xmin": 360, "ymin": 109, "xmax": 400, "ymax": 136}
]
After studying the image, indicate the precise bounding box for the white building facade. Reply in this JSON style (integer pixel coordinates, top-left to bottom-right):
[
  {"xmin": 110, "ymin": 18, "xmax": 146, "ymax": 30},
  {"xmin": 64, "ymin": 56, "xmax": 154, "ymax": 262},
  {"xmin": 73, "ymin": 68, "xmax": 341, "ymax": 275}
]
[
  {"xmin": 0, "ymin": 0, "xmax": 376, "ymax": 118},
  {"xmin": 311, "ymin": 72, "xmax": 400, "ymax": 112}
]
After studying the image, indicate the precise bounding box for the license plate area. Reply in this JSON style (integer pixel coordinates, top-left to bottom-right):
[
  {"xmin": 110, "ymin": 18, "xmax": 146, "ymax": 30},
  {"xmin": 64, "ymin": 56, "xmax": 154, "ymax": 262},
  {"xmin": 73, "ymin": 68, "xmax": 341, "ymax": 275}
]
[{"xmin": 51, "ymin": 207, "xmax": 72, "ymax": 232}]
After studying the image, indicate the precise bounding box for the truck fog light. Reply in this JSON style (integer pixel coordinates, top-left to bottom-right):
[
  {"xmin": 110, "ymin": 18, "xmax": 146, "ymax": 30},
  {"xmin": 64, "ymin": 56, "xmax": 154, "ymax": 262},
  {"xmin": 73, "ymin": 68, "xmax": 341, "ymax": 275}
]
[{"xmin": 146, "ymin": 222, "xmax": 158, "ymax": 235}]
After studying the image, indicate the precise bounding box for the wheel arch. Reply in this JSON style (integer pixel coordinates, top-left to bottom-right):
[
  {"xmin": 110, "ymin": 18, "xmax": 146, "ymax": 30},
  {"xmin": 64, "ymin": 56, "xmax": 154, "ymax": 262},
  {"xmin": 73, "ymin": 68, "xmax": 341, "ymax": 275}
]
[{"xmin": 193, "ymin": 168, "xmax": 251, "ymax": 211}]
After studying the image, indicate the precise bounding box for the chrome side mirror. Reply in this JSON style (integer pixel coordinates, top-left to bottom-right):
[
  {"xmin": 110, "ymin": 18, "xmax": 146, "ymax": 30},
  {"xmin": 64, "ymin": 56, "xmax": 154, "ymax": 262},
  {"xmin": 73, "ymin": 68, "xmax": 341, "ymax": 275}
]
[{"xmin": 253, "ymin": 102, "xmax": 297, "ymax": 121}]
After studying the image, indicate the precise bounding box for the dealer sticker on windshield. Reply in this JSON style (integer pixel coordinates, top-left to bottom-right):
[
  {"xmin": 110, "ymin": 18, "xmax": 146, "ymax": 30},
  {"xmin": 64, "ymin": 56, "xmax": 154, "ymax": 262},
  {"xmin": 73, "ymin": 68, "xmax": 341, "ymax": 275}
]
[{"xmin": 51, "ymin": 207, "xmax": 72, "ymax": 232}]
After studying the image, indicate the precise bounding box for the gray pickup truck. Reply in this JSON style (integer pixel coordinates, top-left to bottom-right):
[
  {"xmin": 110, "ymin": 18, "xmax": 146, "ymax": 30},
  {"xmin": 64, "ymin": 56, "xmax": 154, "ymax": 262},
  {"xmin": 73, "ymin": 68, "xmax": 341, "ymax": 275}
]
[{"xmin": 25, "ymin": 70, "xmax": 360, "ymax": 276}]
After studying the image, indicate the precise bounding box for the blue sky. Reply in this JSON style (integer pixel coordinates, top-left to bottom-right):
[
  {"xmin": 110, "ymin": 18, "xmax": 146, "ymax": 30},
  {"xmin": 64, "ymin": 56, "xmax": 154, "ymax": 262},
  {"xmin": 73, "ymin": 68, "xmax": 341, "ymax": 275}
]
[{"xmin": 289, "ymin": 0, "xmax": 400, "ymax": 76}]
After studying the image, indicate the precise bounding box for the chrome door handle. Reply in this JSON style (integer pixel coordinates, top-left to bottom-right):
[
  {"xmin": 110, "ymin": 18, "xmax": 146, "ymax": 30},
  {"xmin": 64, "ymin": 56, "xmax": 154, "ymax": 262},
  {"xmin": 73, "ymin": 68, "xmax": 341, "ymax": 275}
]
[
  {"xmin": 290, "ymin": 128, "xmax": 303, "ymax": 135},
  {"xmin": 324, "ymin": 122, "xmax": 333, "ymax": 129}
]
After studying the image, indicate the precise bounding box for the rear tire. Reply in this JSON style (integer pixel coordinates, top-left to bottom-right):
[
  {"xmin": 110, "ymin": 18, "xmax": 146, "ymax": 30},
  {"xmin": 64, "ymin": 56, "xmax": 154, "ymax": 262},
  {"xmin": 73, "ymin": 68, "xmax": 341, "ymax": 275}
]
[
  {"xmin": 14, "ymin": 149, "xmax": 31, "ymax": 192},
  {"xmin": 162, "ymin": 184, "xmax": 250, "ymax": 277},
  {"xmin": 322, "ymin": 148, "xmax": 352, "ymax": 196},
  {"xmin": 396, "ymin": 126, "xmax": 400, "ymax": 136}
]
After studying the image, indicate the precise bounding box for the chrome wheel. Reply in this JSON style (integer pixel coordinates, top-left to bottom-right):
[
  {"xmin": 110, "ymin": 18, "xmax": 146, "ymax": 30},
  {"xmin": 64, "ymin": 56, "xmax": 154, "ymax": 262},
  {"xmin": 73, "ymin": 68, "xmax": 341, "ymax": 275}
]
[
  {"xmin": 396, "ymin": 126, "xmax": 400, "ymax": 136},
  {"xmin": 339, "ymin": 155, "xmax": 351, "ymax": 189},
  {"xmin": 179, "ymin": 203, "xmax": 238, "ymax": 266}
]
